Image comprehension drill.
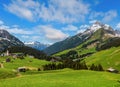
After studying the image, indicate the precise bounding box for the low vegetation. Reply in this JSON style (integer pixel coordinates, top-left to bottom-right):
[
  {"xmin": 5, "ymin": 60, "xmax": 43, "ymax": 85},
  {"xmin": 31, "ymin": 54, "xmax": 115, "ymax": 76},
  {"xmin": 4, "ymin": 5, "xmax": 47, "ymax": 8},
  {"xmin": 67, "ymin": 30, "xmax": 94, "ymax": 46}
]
[{"xmin": 0, "ymin": 69, "xmax": 120, "ymax": 87}]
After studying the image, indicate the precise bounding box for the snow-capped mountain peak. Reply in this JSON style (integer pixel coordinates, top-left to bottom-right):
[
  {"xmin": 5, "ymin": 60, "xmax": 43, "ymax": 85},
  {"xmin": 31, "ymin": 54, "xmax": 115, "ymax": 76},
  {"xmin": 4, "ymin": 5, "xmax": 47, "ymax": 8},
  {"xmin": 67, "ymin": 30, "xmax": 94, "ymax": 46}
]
[
  {"xmin": 83, "ymin": 21, "xmax": 114, "ymax": 34},
  {"xmin": 24, "ymin": 41, "xmax": 50, "ymax": 50},
  {"xmin": 90, "ymin": 21, "xmax": 102, "ymax": 32}
]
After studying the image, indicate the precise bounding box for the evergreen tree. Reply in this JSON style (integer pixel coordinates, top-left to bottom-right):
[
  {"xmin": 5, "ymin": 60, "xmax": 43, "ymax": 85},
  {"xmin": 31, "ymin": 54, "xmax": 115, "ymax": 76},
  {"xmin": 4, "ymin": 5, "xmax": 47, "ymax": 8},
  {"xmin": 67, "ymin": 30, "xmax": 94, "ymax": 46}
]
[
  {"xmin": 97, "ymin": 64, "xmax": 104, "ymax": 71},
  {"xmin": 90, "ymin": 64, "xmax": 96, "ymax": 70}
]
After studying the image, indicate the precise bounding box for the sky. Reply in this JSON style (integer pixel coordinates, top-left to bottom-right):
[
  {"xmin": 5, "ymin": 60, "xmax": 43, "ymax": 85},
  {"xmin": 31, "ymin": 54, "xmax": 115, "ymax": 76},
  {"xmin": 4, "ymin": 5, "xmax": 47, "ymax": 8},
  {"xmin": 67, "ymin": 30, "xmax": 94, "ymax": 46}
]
[{"xmin": 0, "ymin": 0, "xmax": 120, "ymax": 44}]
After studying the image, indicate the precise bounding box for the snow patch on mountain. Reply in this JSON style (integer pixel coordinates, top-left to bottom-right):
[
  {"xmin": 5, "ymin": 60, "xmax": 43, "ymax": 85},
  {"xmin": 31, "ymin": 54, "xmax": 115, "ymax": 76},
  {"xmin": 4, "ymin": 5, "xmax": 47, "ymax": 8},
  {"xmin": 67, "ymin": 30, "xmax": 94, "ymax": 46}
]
[{"xmin": 24, "ymin": 41, "xmax": 50, "ymax": 50}]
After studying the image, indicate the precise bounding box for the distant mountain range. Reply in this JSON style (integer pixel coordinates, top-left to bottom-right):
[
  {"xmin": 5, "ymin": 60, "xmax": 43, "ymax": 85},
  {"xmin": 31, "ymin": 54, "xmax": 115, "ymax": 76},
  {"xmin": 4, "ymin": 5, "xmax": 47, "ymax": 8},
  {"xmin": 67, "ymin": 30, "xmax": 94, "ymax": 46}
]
[
  {"xmin": 0, "ymin": 29, "xmax": 24, "ymax": 52},
  {"xmin": 44, "ymin": 21, "xmax": 120, "ymax": 55},
  {"xmin": 24, "ymin": 41, "xmax": 50, "ymax": 50}
]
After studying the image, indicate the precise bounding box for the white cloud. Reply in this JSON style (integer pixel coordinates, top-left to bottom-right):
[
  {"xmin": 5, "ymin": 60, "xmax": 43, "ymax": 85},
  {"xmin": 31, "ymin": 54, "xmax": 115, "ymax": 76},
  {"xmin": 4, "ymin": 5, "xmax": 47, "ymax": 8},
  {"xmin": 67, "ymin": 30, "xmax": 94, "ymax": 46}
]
[
  {"xmin": 36, "ymin": 25, "xmax": 68, "ymax": 41},
  {"xmin": 4, "ymin": 0, "xmax": 40, "ymax": 21},
  {"xmin": 7, "ymin": 28, "xmax": 33, "ymax": 35},
  {"xmin": 89, "ymin": 20, "xmax": 97, "ymax": 24},
  {"xmin": 21, "ymin": 35, "xmax": 29, "ymax": 38},
  {"xmin": 89, "ymin": 10, "xmax": 118, "ymax": 23},
  {"xmin": 4, "ymin": 0, "xmax": 90, "ymax": 23},
  {"xmin": 89, "ymin": 12, "xmax": 103, "ymax": 19},
  {"xmin": 77, "ymin": 24, "xmax": 89, "ymax": 33},
  {"xmin": 102, "ymin": 10, "xmax": 117, "ymax": 22},
  {"xmin": 12, "ymin": 25, "xmax": 19, "ymax": 28},
  {"xmin": 31, "ymin": 36, "xmax": 41, "ymax": 40},
  {"xmin": 116, "ymin": 23, "xmax": 120, "ymax": 29},
  {"xmin": 0, "ymin": 25, "xmax": 10, "ymax": 29},
  {"xmin": 39, "ymin": 0, "xmax": 90, "ymax": 23},
  {"xmin": 0, "ymin": 20, "xmax": 33, "ymax": 35},
  {"xmin": 63, "ymin": 25, "xmax": 78, "ymax": 31}
]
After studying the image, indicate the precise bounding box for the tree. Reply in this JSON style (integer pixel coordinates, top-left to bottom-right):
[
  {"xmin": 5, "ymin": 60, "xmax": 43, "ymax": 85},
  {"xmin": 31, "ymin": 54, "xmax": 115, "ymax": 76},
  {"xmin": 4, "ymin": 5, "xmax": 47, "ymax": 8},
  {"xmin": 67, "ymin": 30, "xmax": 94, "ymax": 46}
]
[
  {"xmin": 89, "ymin": 64, "xmax": 96, "ymax": 70},
  {"xmin": 97, "ymin": 64, "xmax": 104, "ymax": 71}
]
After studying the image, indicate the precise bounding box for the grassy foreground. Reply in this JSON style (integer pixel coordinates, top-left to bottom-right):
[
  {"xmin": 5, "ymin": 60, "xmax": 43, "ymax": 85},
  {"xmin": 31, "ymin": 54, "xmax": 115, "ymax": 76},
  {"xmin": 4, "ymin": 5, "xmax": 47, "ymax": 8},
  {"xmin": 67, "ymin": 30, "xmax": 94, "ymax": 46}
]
[{"xmin": 0, "ymin": 69, "xmax": 120, "ymax": 87}]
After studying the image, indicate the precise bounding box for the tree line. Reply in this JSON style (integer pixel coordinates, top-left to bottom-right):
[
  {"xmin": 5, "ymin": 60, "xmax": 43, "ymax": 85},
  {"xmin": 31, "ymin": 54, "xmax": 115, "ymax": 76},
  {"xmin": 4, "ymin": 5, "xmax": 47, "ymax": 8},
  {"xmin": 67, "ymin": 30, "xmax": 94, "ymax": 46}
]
[
  {"xmin": 39, "ymin": 59, "xmax": 104, "ymax": 71},
  {"xmin": 6, "ymin": 46, "xmax": 47, "ymax": 59}
]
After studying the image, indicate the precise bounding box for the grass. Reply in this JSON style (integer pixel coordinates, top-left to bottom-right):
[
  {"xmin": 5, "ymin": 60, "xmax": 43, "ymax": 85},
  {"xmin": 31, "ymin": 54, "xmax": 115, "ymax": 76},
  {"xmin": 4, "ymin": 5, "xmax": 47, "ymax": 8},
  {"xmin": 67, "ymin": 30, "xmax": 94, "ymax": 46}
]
[
  {"xmin": 0, "ymin": 50, "xmax": 120, "ymax": 87},
  {"xmin": 0, "ymin": 56, "xmax": 50, "ymax": 69},
  {"xmin": 0, "ymin": 68, "xmax": 17, "ymax": 79},
  {"xmin": 0, "ymin": 56, "xmax": 50, "ymax": 79},
  {"xmin": 0, "ymin": 69, "xmax": 120, "ymax": 87},
  {"xmin": 85, "ymin": 46, "xmax": 120, "ymax": 70}
]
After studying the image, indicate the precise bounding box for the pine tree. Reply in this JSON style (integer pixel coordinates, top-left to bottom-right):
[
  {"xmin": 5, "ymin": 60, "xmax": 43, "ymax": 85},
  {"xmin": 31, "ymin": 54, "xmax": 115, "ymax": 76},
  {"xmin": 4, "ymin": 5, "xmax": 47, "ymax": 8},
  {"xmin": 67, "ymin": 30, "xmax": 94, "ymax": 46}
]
[
  {"xmin": 90, "ymin": 64, "xmax": 96, "ymax": 70},
  {"xmin": 97, "ymin": 64, "xmax": 104, "ymax": 71}
]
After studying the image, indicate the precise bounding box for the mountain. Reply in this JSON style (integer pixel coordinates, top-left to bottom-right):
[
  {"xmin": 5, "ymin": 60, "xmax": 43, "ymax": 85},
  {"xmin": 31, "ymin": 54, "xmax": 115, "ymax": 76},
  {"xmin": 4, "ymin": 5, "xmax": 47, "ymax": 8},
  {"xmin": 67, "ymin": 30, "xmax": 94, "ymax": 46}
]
[
  {"xmin": 115, "ymin": 30, "xmax": 120, "ymax": 37},
  {"xmin": 44, "ymin": 21, "xmax": 120, "ymax": 55},
  {"xmin": 7, "ymin": 46, "xmax": 47, "ymax": 59},
  {"xmin": 0, "ymin": 29, "xmax": 24, "ymax": 51},
  {"xmin": 24, "ymin": 41, "xmax": 50, "ymax": 50}
]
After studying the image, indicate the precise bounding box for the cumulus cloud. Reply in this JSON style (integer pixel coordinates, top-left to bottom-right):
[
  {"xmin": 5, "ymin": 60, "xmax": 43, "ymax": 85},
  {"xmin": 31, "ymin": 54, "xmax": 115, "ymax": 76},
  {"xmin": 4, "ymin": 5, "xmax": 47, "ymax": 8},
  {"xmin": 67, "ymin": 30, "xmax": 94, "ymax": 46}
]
[
  {"xmin": 4, "ymin": 0, "xmax": 90, "ymax": 23},
  {"xmin": 36, "ymin": 25, "xmax": 68, "ymax": 41},
  {"xmin": 62, "ymin": 25, "xmax": 78, "ymax": 31},
  {"xmin": 89, "ymin": 10, "xmax": 118, "ymax": 23}
]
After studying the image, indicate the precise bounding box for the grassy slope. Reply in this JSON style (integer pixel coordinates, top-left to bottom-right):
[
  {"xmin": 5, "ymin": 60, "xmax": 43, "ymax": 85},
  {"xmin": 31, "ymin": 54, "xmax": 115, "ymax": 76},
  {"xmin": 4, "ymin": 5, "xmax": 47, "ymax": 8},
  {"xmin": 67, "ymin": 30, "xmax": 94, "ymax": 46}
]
[
  {"xmin": 53, "ymin": 29, "xmax": 104, "ymax": 56},
  {"xmin": 0, "ymin": 69, "xmax": 17, "ymax": 79},
  {"xmin": 85, "ymin": 46, "xmax": 120, "ymax": 70},
  {"xmin": 0, "ymin": 69, "xmax": 120, "ymax": 87},
  {"xmin": 0, "ymin": 56, "xmax": 49, "ymax": 69},
  {"xmin": 53, "ymin": 43, "xmax": 96, "ymax": 56},
  {"xmin": 0, "ymin": 56, "xmax": 50, "ymax": 79}
]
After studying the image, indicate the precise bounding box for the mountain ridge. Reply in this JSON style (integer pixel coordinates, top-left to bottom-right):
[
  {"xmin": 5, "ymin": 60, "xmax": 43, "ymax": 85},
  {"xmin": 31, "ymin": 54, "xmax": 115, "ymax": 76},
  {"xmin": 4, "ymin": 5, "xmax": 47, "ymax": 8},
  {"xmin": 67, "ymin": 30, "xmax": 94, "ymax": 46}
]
[
  {"xmin": 44, "ymin": 21, "xmax": 120, "ymax": 55},
  {"xmin": 24, "ymin": 41, "xmax": 50, "ymax": 50},
  {"xmin": 0, "ymin": 29, "xmax": 24, "ymax": 51}
]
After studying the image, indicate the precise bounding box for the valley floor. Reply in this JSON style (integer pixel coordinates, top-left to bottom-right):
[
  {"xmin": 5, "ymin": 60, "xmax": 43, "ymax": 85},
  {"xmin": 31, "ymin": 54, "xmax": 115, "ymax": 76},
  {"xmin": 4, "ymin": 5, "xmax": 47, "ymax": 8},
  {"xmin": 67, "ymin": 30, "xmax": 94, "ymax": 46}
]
[{"xmin": 0, "ymin": 69, "xmax": 120, "ymax": 87}]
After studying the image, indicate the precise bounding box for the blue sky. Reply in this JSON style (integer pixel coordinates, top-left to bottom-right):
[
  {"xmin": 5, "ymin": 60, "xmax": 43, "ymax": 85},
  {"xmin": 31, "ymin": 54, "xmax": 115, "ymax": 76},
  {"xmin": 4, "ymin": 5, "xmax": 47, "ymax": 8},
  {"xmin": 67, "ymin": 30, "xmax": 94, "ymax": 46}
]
[{"xmin": 0, "ymin": 0, "xmax": 120, "ymax": 44}]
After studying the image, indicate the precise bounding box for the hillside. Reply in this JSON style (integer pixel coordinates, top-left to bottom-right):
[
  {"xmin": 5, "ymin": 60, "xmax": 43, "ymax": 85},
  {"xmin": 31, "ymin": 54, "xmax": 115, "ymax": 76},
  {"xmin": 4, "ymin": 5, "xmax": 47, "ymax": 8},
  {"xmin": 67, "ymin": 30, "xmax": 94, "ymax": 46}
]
[
  {"xmin": 7, "ymin": 46, "xmax": 47, "ymax": 59},
  {"xmin": 0, "ymin": 56, "xmax": 50, "ymax": 70},
  {"xmin": 0, "ymin": 29, "xmax": 24, "ymax": 51},
  {"xmin": 54, "ymin": 28, "xmax": 120, "ymax": 59},
  {"xmin": 85, "ymin": 46, "xmax": 120, "ymax": 70},
  {"xmin": 44, "ymin": 22, "xmax": 120, "ymax": 55}
]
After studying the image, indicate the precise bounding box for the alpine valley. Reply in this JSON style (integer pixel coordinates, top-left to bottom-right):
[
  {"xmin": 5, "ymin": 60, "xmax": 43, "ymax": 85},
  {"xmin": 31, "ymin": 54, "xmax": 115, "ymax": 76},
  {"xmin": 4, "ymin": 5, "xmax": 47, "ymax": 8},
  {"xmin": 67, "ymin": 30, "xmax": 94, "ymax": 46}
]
[{"xmin": 0, "ymin": 21, "xmax": 120, "ymax": 87}]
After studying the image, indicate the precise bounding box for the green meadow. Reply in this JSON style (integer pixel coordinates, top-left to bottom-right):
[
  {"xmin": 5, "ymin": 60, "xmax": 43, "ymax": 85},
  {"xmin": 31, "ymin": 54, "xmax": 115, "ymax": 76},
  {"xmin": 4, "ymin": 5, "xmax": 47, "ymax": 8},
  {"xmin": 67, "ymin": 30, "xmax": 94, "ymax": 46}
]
[{"xmin": 0, "ymin": 69, "xmax": 120, "ymax": 87}]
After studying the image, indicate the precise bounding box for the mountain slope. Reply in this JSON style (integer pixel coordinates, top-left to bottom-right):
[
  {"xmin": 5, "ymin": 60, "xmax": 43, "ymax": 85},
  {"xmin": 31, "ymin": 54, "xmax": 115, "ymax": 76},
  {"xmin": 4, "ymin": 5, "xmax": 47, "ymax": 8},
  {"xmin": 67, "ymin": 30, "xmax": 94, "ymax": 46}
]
[
  {"xmin": 0, "ymin": 29, "xmax": 24, "ymax": 51},
  {"xmin": 85, "ymin": 46, "xmax": 120, "ymax": 70},
  {"xmin": 7, "ymin": 46, "xmax": 47, "ymax": 59},
  {"xmin": 54, "ymin": 28, "xmax": 119, "ymax": 57},
  {"xmin": 45, "ymin": 21, "xmax": 120, "ymax": 56}
]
